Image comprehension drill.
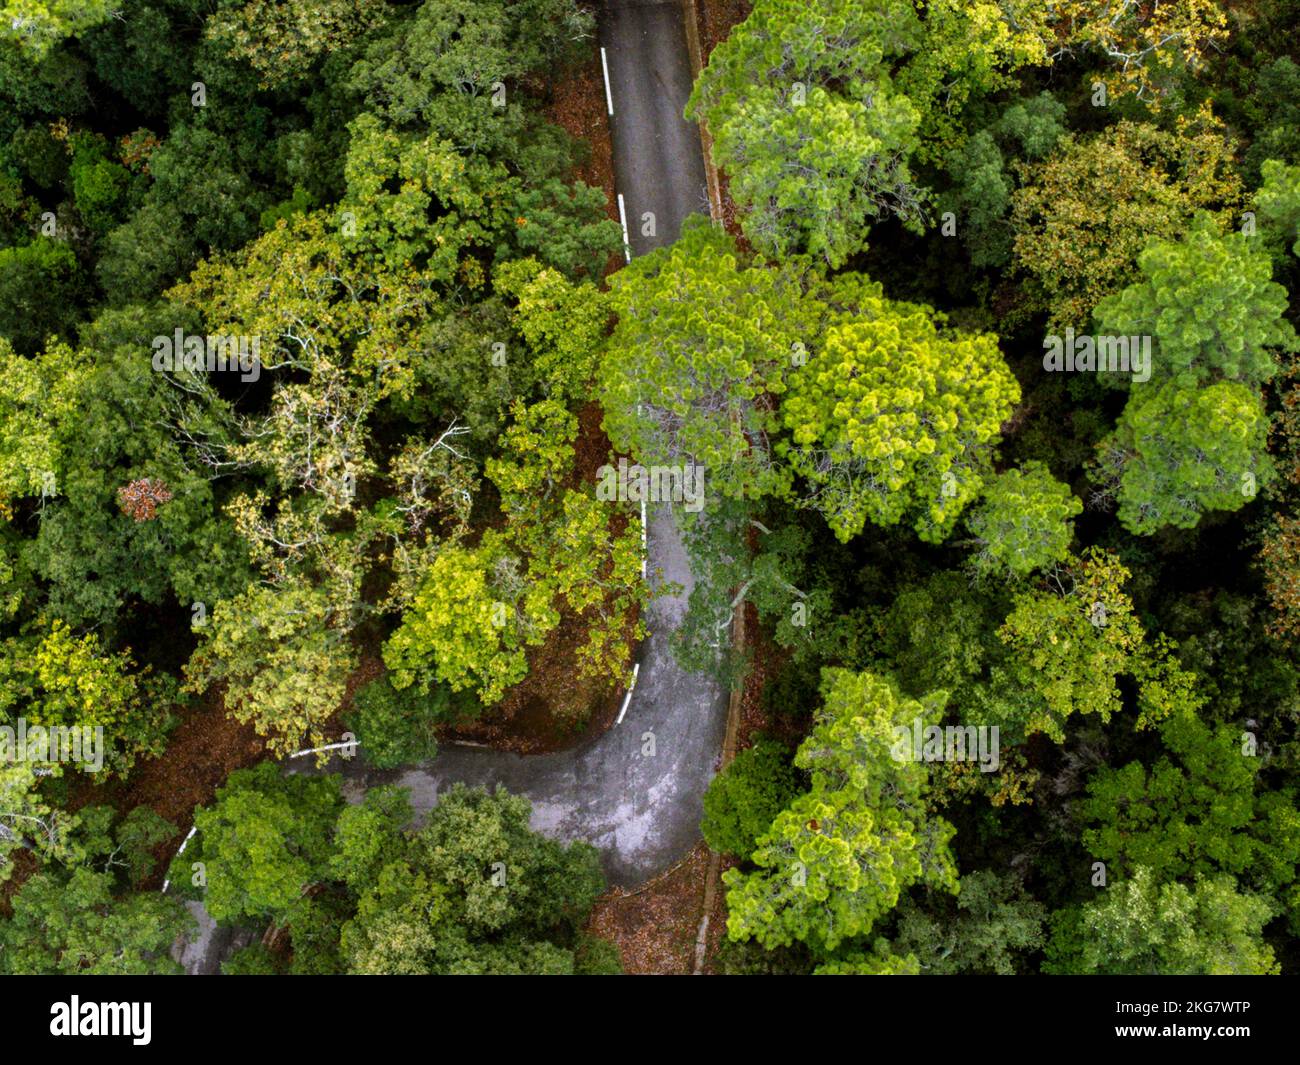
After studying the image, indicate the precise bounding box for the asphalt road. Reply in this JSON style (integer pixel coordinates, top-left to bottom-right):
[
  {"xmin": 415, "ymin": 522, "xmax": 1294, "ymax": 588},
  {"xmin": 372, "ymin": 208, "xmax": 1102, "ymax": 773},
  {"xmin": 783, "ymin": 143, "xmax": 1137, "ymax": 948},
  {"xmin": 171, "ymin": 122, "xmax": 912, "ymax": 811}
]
[
  {"xmin": 602, "ymin": 0, "xmax": 712, "ymax": 257},
  {"xmin": 176, "ymin": 2, "xmax": 720, "ymax": 972},
  {"xmin": 332, "ymin": 499, "xmax": 726, "ymax": 889}
]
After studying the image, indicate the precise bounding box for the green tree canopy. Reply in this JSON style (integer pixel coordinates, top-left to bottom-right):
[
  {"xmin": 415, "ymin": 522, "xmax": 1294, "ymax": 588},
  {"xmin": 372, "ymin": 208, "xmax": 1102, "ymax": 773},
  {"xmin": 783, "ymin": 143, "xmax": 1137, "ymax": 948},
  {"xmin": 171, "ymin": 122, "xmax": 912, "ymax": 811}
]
[
  {"xmin": 1078, "ymin": 710, "xmax": 1300, "ymax": 920},
  {"xmin": 701, "ymin": 737, "xmax": 801, "ymax": 859},
  {"xmin": 1092, "ymin": 380, "xmax": 1272, "ymax": 535},
  {"xmin": 337, "ymin": 783, "xmax": 608, "ymax": 975},
  {"xmin": 1045, "ymin": 867, "xmax": 1278, "ymax": 975},
  {"xmin": 964, "ymin": 462, "xmax": 1081, "ymax": 578},
  {"xmin": 781, "ymin": 287, "xmax": 1019, "ymax": 542},
  {"xmin": 602, "ymin": 217, "xmax": 807, "ymax": 501},
  {"xmin": 171, "ymin": 761, "xmax": 343, "ymax": 925},
  {"xmin": 723, "ymin": 669, "xmax": 957, "ymax": 953},
  {"xmin": 888, "ymin": 869, "xmax": 1047, "ymax": 975},
  {"xmin": 1094, "ymin": 217, "xmax": 1296, "ymax": 388},
  {"xmin": 0, "ymin": 866, "xmax": 192, "ymax": 974}
]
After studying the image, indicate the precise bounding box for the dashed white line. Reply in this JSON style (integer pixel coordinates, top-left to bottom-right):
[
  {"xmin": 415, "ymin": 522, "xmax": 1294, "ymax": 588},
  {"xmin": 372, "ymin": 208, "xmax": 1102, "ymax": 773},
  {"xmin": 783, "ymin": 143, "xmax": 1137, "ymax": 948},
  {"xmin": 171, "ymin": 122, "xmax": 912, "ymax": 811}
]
[
  {"xmin": 617, "ymin": 192, "xmax": 632, "ymax": 262},
  {"xmin": 161, "ymin": 826, "xmax": 199, "ymax": 893},
  {"xmin": 600, "ymin": 46, "xmax": 614, "ymax": 115},
  {"xmin": 616, "ymin": 662, "xmax": 641, "ymax": 725},
  {"xmin": 288, "ymin": 739, "xmax": 359, "ymax": 758}
]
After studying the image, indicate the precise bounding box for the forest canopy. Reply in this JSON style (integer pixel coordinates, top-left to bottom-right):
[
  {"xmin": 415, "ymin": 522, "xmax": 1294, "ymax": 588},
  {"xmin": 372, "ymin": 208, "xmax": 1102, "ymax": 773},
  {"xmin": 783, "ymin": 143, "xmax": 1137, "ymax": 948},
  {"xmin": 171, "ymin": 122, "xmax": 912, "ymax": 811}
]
[{"xmin": 1, "ymin": 0, "xmax": 1299, "ymax": 981}]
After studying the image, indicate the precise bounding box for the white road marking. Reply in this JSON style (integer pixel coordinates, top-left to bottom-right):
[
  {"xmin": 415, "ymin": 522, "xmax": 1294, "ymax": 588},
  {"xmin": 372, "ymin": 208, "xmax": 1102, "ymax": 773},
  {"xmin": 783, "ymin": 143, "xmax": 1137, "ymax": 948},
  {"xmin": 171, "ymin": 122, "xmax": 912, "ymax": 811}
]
[
  {"xmin": 161, "ymin": 826, "xmax": 199, "ymax": 893},
  {"xmin": 289, "ymin": 739, "xmax": 359, "ymax": 758},
  {"xmin": 616, "ymin": 662, "xmax": 641, "ymax": 725},
  {"xmin": 617, "ymin": 192, "xmax": 632, "ymax": 262},
  {"xmin": 600, "ymin": 46, "xmax": 615, "ymax": 115}
]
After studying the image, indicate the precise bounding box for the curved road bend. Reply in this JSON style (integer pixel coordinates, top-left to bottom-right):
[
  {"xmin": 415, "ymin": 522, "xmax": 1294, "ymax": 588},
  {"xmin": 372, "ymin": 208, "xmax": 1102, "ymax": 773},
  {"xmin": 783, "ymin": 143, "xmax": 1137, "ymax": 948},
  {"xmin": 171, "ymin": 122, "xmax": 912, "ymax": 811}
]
[{"xmin": 177, "ymin": 1, "xmax": 721, "ymax": 972}]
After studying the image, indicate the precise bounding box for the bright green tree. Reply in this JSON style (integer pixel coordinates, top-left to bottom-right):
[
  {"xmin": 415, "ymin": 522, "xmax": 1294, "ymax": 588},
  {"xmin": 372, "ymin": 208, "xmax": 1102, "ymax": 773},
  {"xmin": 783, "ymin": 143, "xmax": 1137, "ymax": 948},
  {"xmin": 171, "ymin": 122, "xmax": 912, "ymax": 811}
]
[
  {"xmin": 484, "ymin": 398, "xmax": 577, "ymax": 517},
  {"xmin": 1094, "ymin": 217, "xmax": 1296, "ymax": 388},
  {"xmin": 0, "ymin": 618, "xmax": 173, "ymax": 776},
  {"xmin": 514, "ymin": 487, "xmax": 645, "ymax": 695},
  {"xmin": 390, "ymin": 397, "xmax": 643, "ymax": 712},
  {"xmin": 723, "ymin": 669, "xmax": 957, "ymax": 952},
  {"xmin": 898, "ymin": 0, "xmax": 1050, "ymax": 155},
  {"xmin": 602, "ymin": 217, "xmax": 807, "ymax": 500},
  {"xmin": 0, "ymin": 337, "xmax": 83, "ymax": 519},
  {"xmin": 184, "ymin": 578, "xmax": 357, "ymax": 757},
  {"xmin": 1, "ymin": 0, "xmax": 116, "ymax": 55},
  {"xmin": 383, "ymin": 535, "xmax": 543, "ymax": 705},
  {"xmin": 1092, "ymin": 380, "xmax": 1272, "ymax": 535},
  {"xmin": 1255, "ymin": 159, "xmax": 1300, "ymax": 263},
  {"xmin": 494, "ymin": 257, "xmax": 609, "ymax": 401},
  {"xmin": 68, "ymin": 134, "xmax": 133, "ymax": 236},
  {"xmin": 997, "ymin": 549, "xmax": 1155, "ymax": 741},
  {"xmin": 781, "ymin": 295, "xmax": 1019, "ymax": 542},
  {"xmin": 964, "ymin": 462, "xmax": 1081, "ymax": 578},
  {"xmin": 687, "ymin": 0, "xmax": 922, "ymax": 263},
  {"xmin": 706, "ymin": 83, "xmax": 922, "ymax": 268},
  {"xmin": 487, "ymin": 398, "xmax": 647, "ymax": 702},
  {"xmin": 688, "ymin": 0, "xmax": 1051, "ymax": 255}
]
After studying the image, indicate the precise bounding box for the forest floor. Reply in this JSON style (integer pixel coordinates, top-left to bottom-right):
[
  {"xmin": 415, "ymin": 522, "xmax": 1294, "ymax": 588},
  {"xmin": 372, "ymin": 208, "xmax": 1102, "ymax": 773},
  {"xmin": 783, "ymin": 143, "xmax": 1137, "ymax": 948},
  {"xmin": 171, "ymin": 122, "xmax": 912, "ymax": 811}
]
[
  {"xmin": 541, "ymin": 44, "xmax": 623, "ymax": 270},
  {"xmin": 588, "ymin": 841, "xmax": 722, "ymax": 972},
  {"xmin": 434, "ymin": 402, "xmax": 635, "ymax": 754},
  {"xmin": 63, "ymin": 689, "xmax": 266, "ymax": 893}
]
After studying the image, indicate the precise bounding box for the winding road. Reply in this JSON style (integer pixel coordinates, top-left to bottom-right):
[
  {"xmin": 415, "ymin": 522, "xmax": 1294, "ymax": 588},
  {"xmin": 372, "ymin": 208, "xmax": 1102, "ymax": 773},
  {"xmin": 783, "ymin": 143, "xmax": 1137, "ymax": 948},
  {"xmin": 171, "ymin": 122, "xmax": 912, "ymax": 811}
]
[{"xmin": 176, "ymin": 0, "xmax": 722, "ymax": 972}]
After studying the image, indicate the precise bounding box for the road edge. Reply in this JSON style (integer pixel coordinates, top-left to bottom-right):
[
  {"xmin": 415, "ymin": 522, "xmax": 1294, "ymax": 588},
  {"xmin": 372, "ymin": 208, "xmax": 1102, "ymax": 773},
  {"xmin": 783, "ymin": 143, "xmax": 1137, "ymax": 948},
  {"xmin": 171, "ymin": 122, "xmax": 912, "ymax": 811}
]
[
  {"xmin": 681, "ymin": 0, "xmax": 724, "ymax": 224},
  {"xmin": 688, "ymin": 0, "xmax": 743, "ymax": 968}
]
